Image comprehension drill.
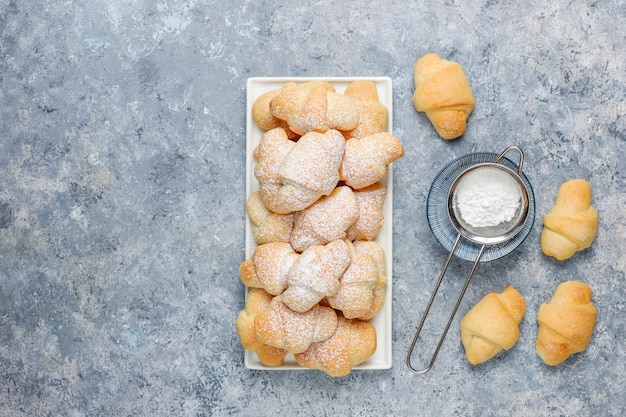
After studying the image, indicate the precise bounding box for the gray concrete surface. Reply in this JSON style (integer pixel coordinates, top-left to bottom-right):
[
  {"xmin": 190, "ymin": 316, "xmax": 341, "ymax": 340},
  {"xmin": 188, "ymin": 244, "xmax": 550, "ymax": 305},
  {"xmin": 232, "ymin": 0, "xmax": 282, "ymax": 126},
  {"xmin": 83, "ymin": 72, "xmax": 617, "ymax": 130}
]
[{"xmin": 1, "ymin": 1, "xmax": 624, "ymax": 416}]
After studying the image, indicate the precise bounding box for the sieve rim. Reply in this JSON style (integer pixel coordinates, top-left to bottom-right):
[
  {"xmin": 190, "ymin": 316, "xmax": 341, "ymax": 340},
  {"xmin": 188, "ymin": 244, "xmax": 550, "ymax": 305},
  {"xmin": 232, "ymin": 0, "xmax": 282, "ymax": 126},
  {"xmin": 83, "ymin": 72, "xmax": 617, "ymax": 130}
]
[{"xmin": 446, "ymin": 163, "xmax": 530, "ymax": 245}]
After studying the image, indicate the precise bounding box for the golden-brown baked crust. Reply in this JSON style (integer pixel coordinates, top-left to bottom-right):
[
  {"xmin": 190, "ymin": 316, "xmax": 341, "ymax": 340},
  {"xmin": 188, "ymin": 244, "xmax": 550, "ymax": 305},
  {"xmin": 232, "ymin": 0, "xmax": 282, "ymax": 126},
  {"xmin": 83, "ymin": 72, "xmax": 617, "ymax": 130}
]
[
  {"xmin": 236, "ymin": 288, "xmax": 288, "ymax": 366},
  {"xmin": 412, "ymin": 53, "xmax": 475, "ymax": 140},
  {"xmin": 460, "ymin": 285, "xmax": 526, "ymax": 365},
  {"xmin": 342, "ymin": 80, "xmax": 389, "ymax": 139},
  {"xmin": 251, "ymin": 85, "xmax": 299, "ymax": 139},
  {"xmin": 536, "ymin": 281, "xmax": 597, "ymax": 366},
  {"xmin": 270, "ymin": 81, "xmax": 359, "ymax": 135},
  {"xmin": 541, "ymin": 179, "xmax": 599, "ymax": 261},
  {"xmin": 246, "ymin": 191, "xmax": 293, "ymax": 244}
]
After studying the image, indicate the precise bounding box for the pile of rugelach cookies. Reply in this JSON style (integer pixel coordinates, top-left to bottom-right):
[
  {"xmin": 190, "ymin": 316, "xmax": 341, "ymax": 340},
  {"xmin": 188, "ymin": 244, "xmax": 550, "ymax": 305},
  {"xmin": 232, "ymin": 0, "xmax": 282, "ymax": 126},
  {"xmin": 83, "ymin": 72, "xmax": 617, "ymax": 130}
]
[{"xmin": 237, "ymin": 80, "xmax": 404, "ymax": 376}]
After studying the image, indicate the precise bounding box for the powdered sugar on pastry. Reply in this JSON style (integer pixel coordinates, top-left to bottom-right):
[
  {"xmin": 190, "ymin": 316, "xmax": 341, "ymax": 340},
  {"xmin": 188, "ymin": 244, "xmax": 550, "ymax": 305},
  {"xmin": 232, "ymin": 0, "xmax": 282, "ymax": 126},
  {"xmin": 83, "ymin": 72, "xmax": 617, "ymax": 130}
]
[
  {"xmin": 239, "ymin": 242, "xmax": 299, "ymax": 295},
  {"xmin": 340, "ymin": 132, "xmax": 404, "ymax": 189},
  {"xmin": 352, "ymin": 240, "xmax": 387, "ymax": 320},
  {"xmin": 276, "ymin": 129, "xmax": 344, "ymax": 212},
  {"xmin": 294, "ymin": 315, "xmax": 377, "ymax": 377},
  {"xmin": 253, "ymin": 128, "xmax": 296, "ymax": 214},
  {"xmin": 241, "ymin": 80, "xmax": 405, "ymax": 369},
  {"xmin": 270, "ymin": 81, "xmax": 359, "ymax": 135},
  {"xmin": 254, "ymin": 295, "xmax": 338, "ymax": 354},
  {"xmin": 291, "ymin": 186, "xmax": 359, "ymax": 252},
  {"xmin": 346, "ymin": 182, "xmax": 387, "ymax": 241},
  {"xmin": 282, "ymin": 239, "xmax": 351, "ymax": 313},
  {"xmin": 342, "ymin": 80, "xmax": 389, "ymax": 139},
  {"xmin": 327, "ymin": 240, "xmax": 380, "ymax": 319}
]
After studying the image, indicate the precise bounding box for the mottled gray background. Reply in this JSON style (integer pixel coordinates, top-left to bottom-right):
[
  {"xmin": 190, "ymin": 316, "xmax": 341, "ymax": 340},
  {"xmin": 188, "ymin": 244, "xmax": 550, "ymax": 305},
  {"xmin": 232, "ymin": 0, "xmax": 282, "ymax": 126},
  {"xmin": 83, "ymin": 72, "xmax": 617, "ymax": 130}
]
[{"xmin": 1, "ymin": 0, "xmax": 625, "ymax": 416}]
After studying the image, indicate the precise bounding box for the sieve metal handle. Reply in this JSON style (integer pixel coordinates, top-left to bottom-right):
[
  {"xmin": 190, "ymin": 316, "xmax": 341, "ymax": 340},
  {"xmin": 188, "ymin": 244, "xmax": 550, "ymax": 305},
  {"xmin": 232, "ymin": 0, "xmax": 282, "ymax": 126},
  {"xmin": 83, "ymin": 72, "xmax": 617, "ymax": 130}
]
[
  {"xmin": 406, "ymin": 234, "xmax": 486, "ymax": 374},
  {"xmin": 492, "ymin": 145, "xmax": 525, "ymax": 176}
]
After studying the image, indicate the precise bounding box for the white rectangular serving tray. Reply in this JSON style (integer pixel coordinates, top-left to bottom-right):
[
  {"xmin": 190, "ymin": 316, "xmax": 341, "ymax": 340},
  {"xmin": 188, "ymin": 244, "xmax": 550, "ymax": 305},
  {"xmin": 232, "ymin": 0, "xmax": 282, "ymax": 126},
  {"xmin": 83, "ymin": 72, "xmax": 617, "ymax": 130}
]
[{"xmin": 245, "ymin": 77, "xmax": 393, "ymax": 371}]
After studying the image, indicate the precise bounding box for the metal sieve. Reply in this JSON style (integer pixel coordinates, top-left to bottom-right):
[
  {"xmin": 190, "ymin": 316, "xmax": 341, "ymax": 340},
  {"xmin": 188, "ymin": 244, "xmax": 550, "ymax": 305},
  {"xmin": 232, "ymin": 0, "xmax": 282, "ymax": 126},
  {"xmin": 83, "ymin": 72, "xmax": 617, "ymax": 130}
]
[{"xmin": 407, "ymin": 146, "xmax": 531, "ymax": 374}]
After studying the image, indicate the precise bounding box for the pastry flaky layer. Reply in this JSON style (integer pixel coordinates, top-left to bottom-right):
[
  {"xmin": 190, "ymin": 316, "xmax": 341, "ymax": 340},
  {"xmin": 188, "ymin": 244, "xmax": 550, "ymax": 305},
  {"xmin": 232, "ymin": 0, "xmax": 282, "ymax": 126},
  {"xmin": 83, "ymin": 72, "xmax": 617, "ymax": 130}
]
[
  {"xmin": 460, "ymin": 285, "xmax": 526, "ymax": 366},
  {"xmin": 541, "ymin": 179, "xmax": 599, "ymax": 261},
  {"xmin": 536, "ymin": 281, "xmax": 598, "ymax": 366}
]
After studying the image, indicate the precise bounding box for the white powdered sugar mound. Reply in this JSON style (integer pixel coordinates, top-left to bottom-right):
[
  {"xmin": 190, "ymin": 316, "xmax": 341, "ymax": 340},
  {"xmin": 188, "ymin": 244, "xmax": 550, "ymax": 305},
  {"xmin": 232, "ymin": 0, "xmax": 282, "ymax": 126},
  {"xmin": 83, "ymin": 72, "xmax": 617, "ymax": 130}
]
[{"xmin": 455, "ymin": 168, "xmax": 522, "ymax": 229}]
